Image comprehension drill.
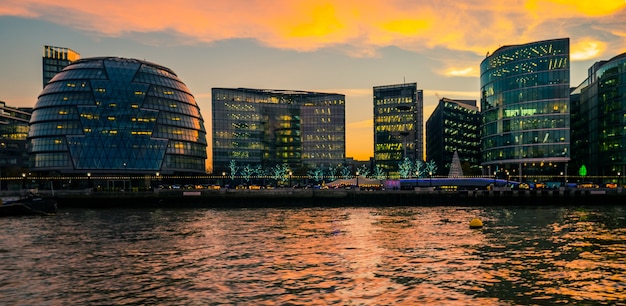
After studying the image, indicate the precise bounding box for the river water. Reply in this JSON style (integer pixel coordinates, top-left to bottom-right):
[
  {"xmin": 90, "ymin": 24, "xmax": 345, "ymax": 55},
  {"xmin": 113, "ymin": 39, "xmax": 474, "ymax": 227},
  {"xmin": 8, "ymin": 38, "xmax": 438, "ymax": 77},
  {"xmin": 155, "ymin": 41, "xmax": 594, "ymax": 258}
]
[{"xmin": 1, "ymin": 204, "xmax": 625, "ymax": 305}]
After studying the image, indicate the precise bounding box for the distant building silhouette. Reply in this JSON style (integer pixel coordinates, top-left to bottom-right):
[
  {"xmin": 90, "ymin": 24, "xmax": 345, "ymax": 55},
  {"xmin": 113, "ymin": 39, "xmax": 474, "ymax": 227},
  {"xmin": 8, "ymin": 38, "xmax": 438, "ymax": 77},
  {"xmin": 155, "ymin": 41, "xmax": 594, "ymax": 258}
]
[
  {"xmin": 426, "ymin": 97, "xmax": 480, "ymax": 176},
  {"xmin": 42, "ymin": 45, "xmax": 80, "ymax": 88},
  {"xmin": 29, "ymin": 57, "xmax": 207, "ymax": 176},
  {"xmin": 373, "ymin": 83, "xmax": 423, "ymax": 176},
  {"xmin": 211, "ymin": 88, "xmax": 345, "ymax": 174},
  {"xmin": 480, "ymin": 38, "xmax": 570, "ymax": 179}
]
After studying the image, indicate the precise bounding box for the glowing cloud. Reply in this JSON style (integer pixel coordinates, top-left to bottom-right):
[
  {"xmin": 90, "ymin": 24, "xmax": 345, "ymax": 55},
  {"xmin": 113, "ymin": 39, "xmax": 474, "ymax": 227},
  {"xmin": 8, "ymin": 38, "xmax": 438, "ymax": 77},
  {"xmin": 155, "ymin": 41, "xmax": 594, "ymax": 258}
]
[
  {"xmin": 571, "ymin": 39, "xmax": 607, "ymax": 61},
  {"xmin": 443, "ymin": 67, "xmax": 479, "ymax": 77},
  {"xmin": 1, "ymin": 0, "xmax": 624, "ymax": 59}
]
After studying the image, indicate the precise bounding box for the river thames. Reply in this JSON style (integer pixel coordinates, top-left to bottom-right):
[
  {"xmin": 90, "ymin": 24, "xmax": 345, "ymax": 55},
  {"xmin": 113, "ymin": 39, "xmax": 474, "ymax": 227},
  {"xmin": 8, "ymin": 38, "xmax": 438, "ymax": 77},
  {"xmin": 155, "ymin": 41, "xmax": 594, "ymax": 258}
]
[{"xmin": 1, "ymin": 204, "xmax": 625, "ymax": 305}]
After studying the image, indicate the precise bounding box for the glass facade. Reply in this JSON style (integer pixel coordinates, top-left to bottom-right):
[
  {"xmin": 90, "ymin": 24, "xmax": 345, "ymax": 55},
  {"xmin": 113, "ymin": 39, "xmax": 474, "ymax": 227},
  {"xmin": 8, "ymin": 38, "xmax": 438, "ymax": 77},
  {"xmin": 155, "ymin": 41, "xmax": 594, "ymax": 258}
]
[
  {"xmin": 42, "ymin": 45, "xmax": 80, "ymax": 88},
  {"xmin": 426, "ymin": 98, "xmax": 481, "ymax": 176},
  {"xmin": 571, "ymin": 53, "xmax": 626, "ymax": 177},
  {"xmin": 0, "ymin": 102, "xmax": 31, "ymax": 177},
  {"xmin": 212, "ymin": 88, "xmax": 345, "ymax": 173},
  {"xmin": 373, "ymin": 83, "xmax": 424, "ymax": 175},
  {"xmin": 28, "ymin": 57, "xmax": 207, "ymax": 175},
  {"xmin": 480, "ymin": 38, "xmax": 570, "ymax": 177}
]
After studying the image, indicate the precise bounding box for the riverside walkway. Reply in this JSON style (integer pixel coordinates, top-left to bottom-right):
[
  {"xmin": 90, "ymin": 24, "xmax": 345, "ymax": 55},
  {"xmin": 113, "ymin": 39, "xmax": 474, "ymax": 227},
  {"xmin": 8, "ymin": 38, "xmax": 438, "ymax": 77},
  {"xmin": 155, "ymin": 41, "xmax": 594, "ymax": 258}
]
[{"xmin": 17, "ymin": 187, "xmax": 626, "ymax": 208}]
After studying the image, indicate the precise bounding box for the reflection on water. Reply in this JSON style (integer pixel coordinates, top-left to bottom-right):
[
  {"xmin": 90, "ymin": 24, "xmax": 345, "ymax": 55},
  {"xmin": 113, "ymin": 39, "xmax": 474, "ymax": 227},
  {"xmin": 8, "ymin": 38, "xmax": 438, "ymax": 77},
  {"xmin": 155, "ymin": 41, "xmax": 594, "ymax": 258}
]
[{"xmin": 0, "ymin": 205, "xmax": 624, "ymax": 305}]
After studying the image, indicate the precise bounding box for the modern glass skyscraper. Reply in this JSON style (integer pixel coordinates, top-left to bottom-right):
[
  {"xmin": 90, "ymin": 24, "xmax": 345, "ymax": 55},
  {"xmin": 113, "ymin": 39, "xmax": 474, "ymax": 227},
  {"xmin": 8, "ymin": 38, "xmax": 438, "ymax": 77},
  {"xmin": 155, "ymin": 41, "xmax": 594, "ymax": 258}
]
[
  {"xmin": 373, "ymin": 83, "xmax": 423, "ymax": 176},
  {"xmin": 212, "ymin": 88, "xmax": 345, "ymax": 173},
  {"xmin": 426, "ymin": 98, "xmax": 481, "ymax": 176},
  {"xmin": 29, "ymin": 57, "xmax": 207, "ymax": 175},
  {"xmin": 42, "ymin": 45, "xmax": 80, "ymax": 87},
  {"xmin": 480, "ymin": 38, "xmax": 570, "ymax": 178},
  {"xmin": 571, "ymin": 53, "xmax": 626, "ymax": 177}
]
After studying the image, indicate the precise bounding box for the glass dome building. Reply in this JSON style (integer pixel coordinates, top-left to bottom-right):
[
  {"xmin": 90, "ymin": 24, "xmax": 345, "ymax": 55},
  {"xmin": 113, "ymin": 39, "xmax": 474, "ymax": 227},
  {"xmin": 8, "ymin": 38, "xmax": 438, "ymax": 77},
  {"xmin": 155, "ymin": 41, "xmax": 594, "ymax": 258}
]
[{"xmin": 28, "ymin": 57, "xmax": 207, "ymax": 175}]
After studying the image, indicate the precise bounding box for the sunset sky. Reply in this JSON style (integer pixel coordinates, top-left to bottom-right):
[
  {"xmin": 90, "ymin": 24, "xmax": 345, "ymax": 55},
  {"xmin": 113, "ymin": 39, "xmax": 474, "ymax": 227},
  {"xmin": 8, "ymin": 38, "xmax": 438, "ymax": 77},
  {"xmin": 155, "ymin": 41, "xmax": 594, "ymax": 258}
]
[{"xmin": 1, "ymin": 0, "xmax": 625, "ymax": 161}]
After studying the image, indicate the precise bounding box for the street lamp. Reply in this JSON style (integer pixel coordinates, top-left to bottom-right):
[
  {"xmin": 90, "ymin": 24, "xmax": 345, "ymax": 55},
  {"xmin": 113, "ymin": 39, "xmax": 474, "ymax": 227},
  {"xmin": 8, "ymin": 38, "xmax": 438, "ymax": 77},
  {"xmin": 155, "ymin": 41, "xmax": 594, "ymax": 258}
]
[
  {"xmin": 356, "ymin": 171, "xmax": 360, "ymax": 188},
  {"xmin": 618, "ymin": 172, "xmax": 621, "ymax": 186},
  {"xmin": 429, "ymin": 171, "xmax": 433, "ymax": 187},
  {"xmin": 21, "ymin": 172, "xmax": 26, "ymax": 189},
  {"xmin": 289, "ymin": 171, "xmax": 293, "ymax": 187},
  {"xmin": 87, "ymin": 172, "xmax": 92, "ymax": 189}
]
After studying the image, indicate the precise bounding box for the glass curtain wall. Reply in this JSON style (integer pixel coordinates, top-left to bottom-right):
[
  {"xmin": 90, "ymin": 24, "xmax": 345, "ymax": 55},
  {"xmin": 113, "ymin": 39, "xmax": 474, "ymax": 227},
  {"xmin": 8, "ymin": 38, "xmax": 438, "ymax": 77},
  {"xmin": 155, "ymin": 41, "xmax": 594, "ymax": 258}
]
[{"xmin": 480, "ymin": 38, "xmax": 570, "ymax": 178}]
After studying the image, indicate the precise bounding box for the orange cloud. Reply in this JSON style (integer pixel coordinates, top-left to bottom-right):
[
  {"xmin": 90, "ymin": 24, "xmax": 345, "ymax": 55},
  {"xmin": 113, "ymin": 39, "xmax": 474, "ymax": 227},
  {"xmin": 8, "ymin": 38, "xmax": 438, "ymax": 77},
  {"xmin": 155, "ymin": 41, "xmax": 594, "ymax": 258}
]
[
  {"xmin": 526, "ymin": 0, "xmax": 625, "ymax": 16},
  {"xmin": 2, "ymin": 0, "xmax": 625, "ymax": 60},
  {"xmin": 442, "ymin": 67, "xmax": 479, "ymax": 77},
  {"xmin": 571, "ymin": 39, "xmax": 607, "ymax": 61}
]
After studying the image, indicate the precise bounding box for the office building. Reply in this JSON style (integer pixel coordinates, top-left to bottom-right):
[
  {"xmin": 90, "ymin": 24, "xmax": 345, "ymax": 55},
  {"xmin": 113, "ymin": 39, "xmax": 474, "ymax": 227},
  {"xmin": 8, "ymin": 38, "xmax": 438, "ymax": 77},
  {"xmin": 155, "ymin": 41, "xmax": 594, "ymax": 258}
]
[
  {"xmin": 0, "ymin": 101, "xmax": 32, "ymax": 178},
  {"xmin": 571, "ymin": 53, "xmax": 626, "ymax": 177},
  {"xmin": 373, "ymin": 83, "xmax": 423, "ymax": 176},
  {"xmin": 212, "ymin": 88, "xmax": 345, "ymax": 173},
  {"xmin": 28, "ymin": 57, "xmax": 207, "ymax": 175},
  {"xmin": 426, "ymin": 98, "xmax": 481, "ymax": 176},
  {"xmin": 42, "ymin": 45, "xmax": 80, "ymax": 87},
  {"xmin": 480, "ymin": 38, "xmax": 570, "ymax": 179}
]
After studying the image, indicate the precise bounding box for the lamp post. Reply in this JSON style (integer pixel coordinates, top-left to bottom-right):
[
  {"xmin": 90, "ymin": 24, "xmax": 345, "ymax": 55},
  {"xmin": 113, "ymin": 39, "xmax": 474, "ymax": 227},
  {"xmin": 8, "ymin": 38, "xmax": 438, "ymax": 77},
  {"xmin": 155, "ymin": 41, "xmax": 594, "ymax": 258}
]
[
  {"xmin": 123, "ymin": 161, "xmax": 127, "ymax": 191},
  {"xmin": 493, "ymin": 171, "xmax": 497, "ymax": 187},
  {"xmin": 429, "ymin": 171, "xmax": 433, "ymax": 187},
  {"xmin": 356, "ymin": 171, "xmax": 360, "ymax": 188},
  {"xmin": 415, "ymin": 171, "xmax": 419, "ymax": 188},
  {"xmin": 618, "ymin": 172, "xmax": 621, "ymax": 187},
  {"xmin": 87, "ymin": 172, "xmax": 92, "ymax": 189},
  {"xmin": 21, "ymin": 172, "xmax": 26, "ymax": 189},
  {"xmin": 505, "ymin": 170, "xmax": 509, "ymax": 187},
  {"xmin": 222, "ymin": 171, "xmax": 226, "ymax": 187},
  {"xmin": 289, "ymin": 171, "xmax": 293, "ymax": 187},
  {"xmin": 560, "ymin": 172, "xmax": 564, "ymax": 187}
]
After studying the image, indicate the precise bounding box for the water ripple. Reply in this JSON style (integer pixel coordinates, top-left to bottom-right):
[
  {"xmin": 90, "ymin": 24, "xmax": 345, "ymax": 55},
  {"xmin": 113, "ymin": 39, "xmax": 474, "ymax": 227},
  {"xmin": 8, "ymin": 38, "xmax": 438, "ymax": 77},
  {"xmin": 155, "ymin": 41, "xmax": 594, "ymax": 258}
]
[{"xmin": 0, "ymin": 205, "xmax": 625, "ymax": 305}]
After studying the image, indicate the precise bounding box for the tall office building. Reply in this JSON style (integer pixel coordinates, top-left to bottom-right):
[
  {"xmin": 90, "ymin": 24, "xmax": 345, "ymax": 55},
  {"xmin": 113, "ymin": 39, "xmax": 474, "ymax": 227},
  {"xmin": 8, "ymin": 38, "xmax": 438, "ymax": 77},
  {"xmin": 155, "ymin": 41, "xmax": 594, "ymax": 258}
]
[
  {"xmin": 480, "ymin": 38, "xmax": 570, "ymax": 178},
  {"xmin": 426, "ymin": 98, "xmax": 481, "ymax": 176},
  {"xmin": 571, "ymin": 53, "xmax": 626, "ymax": 177},
  {"xmin": 212, "ymin": 88, "xmax": 345, "ymax": 173},
  {"xmin": 29, "ymin": 57, "xmax": 207, "ymax": 175},
  {"xmin": 373, "ymin": 83, "xmax": 423, "ymax": 176},
  {"xmin": 0, "ymin": 101, "xmax": 32, "ymax": 178},
  {"xmin": 42, "ymin": 45, "xmax": 80, "ymax": 87}
]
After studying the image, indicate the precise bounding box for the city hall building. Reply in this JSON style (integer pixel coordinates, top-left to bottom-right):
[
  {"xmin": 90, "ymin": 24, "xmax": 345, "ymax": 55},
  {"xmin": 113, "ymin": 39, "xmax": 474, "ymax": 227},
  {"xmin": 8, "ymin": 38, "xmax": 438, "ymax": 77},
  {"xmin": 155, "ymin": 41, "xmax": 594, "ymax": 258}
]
[
  {"xmin": 211, "ymin": 88, "xmax": 345, "ymax": 174},
  {"xmin": 28, "ymin": 57, "xmax": 207, "ymax": 175},
  {"xmin": 480, "ymin": 38, "xmax": 570, "ymax": 179}
]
